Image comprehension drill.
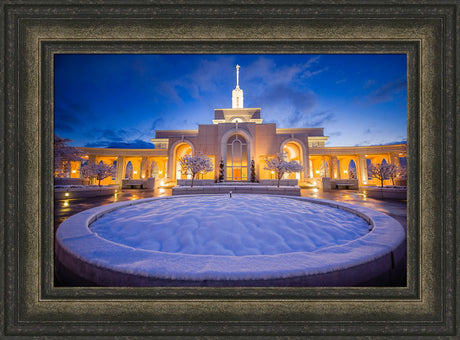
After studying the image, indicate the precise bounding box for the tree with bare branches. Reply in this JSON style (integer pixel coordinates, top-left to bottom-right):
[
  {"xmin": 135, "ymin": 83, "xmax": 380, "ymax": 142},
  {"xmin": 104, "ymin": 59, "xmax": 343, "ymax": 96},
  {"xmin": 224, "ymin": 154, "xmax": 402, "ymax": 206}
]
[
  {"xmin": 54, "ymin": 135, "xmax": 86, "ymax": 177},
  {"xmin": 264, "ymin": 154, "xmax": 303, "ymax": 187},
  {"xmin": 80, "ymin": 162, "xmax": 116, "ymax": 187},
  {"xmin": 179, "ymin": 154, "xmax": 213, "ymax": 187},
  {"xmin": 368, "ymin": 163, "xmax": 398, "ymax": 187}
]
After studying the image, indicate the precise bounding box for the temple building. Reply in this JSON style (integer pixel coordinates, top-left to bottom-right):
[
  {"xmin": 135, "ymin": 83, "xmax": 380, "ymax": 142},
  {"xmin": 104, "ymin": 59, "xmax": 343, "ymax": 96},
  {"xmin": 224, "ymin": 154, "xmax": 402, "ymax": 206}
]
[{"xmin": 69, "ymin": 65, "xmax": 406, "ymax": 188}]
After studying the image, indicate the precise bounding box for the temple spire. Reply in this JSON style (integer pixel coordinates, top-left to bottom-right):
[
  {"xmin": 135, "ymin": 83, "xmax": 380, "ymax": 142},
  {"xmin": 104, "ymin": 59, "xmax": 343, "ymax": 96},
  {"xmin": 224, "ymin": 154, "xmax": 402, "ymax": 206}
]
[
  {"xmin": 232, "ymin": 64, "xmax": 244, "ymax": 108},
  {"xmin": 236, "ymin": 64, "xmax": 240, "ymax": 88}
]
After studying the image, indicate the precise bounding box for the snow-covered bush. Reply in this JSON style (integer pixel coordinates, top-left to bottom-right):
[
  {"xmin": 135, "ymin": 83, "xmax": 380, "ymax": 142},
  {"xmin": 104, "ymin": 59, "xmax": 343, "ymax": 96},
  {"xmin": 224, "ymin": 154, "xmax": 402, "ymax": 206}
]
[
  {"xmin": 264, "ymin": 154, "xmax": 303, "ymax": 187},
  {"xmin": 80, "ymin": 162, "xmax": 116, "ymax": 187},
  {"xmin": 179, "ymin": 154, "xmax": 214, "ymax": 187},
  {"xmin": 218, "ymin": 159, "xmax": 224, "ymax": 182},
  {"xmin": 250, "ymin": 159, "xmax": 256, "ymax": 182}
]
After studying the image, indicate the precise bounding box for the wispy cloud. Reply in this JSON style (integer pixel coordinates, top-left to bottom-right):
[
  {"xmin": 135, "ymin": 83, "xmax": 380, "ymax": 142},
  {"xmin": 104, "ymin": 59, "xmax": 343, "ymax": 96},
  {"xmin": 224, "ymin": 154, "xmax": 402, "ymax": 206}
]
[
  {"xmin": 367, "ymin": 77, "xmax": 406, "ymax": 104},
  {"xmin": 363, "ymin": 79, "xmax": 375, "ymax": 89},
  {"xmin": 85, "ymin": 139, "xmax": 155, "ymax": 149},
  {"xmin": 54, "ymin": 99, "xmax": 95, "ymax": 134}
]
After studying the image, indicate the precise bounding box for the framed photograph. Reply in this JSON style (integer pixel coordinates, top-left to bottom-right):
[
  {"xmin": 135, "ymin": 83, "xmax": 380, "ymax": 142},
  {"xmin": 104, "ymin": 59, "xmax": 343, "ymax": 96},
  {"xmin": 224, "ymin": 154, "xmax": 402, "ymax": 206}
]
[
  {"xmin": 53, "ymin": 53, "xmax": 408, "ymax": 289},
  {"xmin": 1, "ymin": 1, "xmax": 457, "ymax": 338}
]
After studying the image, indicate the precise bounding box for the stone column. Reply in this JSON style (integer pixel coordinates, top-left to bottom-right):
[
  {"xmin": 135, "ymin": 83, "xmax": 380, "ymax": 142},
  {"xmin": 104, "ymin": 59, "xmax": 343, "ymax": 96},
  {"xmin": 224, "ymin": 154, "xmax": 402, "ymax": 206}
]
[
  {"xmin": 86, "ymin": 155, "xmax": 97, "ymax": 185},
  {"xmin": 168, "ymin": 153, "xmax": 176, "ymax": 181},
  {"xmin": 330, "ymin": 156, "xmax": 339, "ymax": 179},
  {"xmin": 324, "ymin": 156, "xmax": 331, "ymax": 178},
  {"xmin": 140, "ymin": 156, "xmax": 148, "ymax": 179},
  {"xmin": 115, "ymin": 156, "xmax": 125, "ymax": 188},
  {"xmin": 303, "ymin": 146, "xmax": 310, "ymax": 179},
  {"xmin": 358, "ymin": 154, "xmax": 368, "ymax": 185},
  {"xmin": 88, "ymin": 155, "xmax": 96, "ymax": 165},
  {"xmin": 390, "ymin": 153, "xmax": 400, "ymax": 167}
]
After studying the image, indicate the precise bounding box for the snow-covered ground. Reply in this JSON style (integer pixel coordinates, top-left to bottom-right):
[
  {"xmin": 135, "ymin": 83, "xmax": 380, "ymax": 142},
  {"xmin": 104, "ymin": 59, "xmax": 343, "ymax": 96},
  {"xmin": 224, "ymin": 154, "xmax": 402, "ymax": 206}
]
[
  {"xmin": 57, "ymin": 194, "xmax": 406, "ymax": 281},
  {"xmin": 90, "ymin": 195, "xmax": 370, "ymax": 256}
]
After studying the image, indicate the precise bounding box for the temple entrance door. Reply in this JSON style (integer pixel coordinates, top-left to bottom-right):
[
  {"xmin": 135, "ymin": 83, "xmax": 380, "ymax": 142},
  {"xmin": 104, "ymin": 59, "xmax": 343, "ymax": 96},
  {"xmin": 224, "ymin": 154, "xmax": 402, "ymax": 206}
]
[
  {"xmin": 225, "ymin": 134, "xmax": 248, "ymax": 181},
  {"xmin": 232, "ymin": 168, "xmax": 242, "ymax": 181}
]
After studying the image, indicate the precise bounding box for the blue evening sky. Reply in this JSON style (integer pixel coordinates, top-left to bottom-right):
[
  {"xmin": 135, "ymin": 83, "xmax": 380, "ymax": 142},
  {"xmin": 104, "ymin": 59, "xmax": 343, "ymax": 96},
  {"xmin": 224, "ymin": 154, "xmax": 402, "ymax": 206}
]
[{"xmin": 54, "ymin": 54, "xmax": 407, "ymax": 148}]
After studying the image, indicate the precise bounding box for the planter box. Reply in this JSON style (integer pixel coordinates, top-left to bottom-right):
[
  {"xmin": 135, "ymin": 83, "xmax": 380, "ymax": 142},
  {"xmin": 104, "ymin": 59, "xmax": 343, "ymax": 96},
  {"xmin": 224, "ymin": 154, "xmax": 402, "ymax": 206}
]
[
  {"xmin": 54, "ymin": 185, "xmax": 118, "ymax": 200},
  {"xmin": 360, "ymin": 186, "xmax": 407, "ymax": 200}
]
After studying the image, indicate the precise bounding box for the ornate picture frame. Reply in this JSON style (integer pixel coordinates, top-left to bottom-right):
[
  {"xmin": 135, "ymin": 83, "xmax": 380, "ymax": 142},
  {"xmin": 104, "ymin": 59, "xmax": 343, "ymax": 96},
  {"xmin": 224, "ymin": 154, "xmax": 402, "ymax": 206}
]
[{"xmin": 1, "ymin": 1, "xmax": 457, "ymax": 337}]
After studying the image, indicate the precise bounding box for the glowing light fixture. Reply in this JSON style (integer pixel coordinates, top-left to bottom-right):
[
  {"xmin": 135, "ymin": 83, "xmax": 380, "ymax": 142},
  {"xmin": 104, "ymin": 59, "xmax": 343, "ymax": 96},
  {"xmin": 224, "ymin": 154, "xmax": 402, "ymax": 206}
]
[
  {"xmin": 142, "ymin": 175, "xmax": 145, "ymax": 179},
  {"xmin": 133, "ymin": 171, "xmax": 138, "ymax": 174},
  {"xmin": 159, "ymin": 171, "xmax": 163, "ymax": 175},
  {"xmin": 315, "ymin": 170, "xmax": 320, "ymax": 174},
  {"xmin": 63, "ymin": 200, "xmax": 69, "ymax": 207},
  {"xmin": 72, "ymin": 170, "xmax": 76, "ymax": 173},
  {"xmin": 344, "ymin": 170, "xmax": 348, "ymax": 174},
  {"xmin": 64, "ymin": 191, "xmax": 70, "ymax": 197}
]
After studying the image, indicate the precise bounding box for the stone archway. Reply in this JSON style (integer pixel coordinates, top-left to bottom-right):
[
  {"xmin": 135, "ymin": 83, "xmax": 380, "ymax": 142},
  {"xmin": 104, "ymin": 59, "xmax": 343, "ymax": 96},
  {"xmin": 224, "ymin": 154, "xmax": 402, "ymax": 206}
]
[
  {"xmin": 172, "ymin": 142, "xmax": 193, "ymax": 180},
  {"xmin": 280, "ymin": 138, "xmax": 309, "ymax": 179}
]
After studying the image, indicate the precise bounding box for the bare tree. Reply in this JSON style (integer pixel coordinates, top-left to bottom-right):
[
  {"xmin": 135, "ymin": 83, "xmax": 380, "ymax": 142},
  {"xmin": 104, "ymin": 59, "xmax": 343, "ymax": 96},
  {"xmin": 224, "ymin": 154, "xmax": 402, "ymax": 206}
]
[
  {"xmin": 264, "ymin": 154, "xmax": 303, "ymax": 187},
  {"xmin": 368, "ymin": 163, "xmax": 398, "ymax": 187},
  {"xmin": 54, "ymin": 135, "xmax": 86, "ymax": 177},
  {"xmin": 179, "ymin": 154, "xmax": 213, "ymax": 187},
  {"xmin": 81, "ymin": 162, "xmax": 115, "ymax": 187}
]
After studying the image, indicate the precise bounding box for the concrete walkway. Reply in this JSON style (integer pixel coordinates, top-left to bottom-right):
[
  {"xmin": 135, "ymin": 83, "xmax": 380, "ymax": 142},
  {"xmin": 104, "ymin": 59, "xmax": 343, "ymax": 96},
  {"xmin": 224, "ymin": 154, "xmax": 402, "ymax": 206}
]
[{"xmin": 302, "ymin": 189, "xmax": 407, "ymax": 231}]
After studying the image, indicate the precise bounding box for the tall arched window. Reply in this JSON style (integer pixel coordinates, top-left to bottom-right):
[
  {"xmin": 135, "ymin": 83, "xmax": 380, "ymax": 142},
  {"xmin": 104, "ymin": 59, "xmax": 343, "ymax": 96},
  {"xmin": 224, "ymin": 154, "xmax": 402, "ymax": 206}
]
[
  {"xmin": 320, "ymin": 160, "xmax": 329, "ymax": 177},
  {"xmin": 125, "ymin": 161, "xmax": 133, "ymax": 179},
  {"xmin": 348, "ymin": 159, "xmax": 357, "ymax": 179},
  {"xmin": 226, "ymin": 134, "xmax": 248, "ymax": 181},
  {"xmin": 150, "ymin": 160, "xmax": 159, "ymax": 178}
]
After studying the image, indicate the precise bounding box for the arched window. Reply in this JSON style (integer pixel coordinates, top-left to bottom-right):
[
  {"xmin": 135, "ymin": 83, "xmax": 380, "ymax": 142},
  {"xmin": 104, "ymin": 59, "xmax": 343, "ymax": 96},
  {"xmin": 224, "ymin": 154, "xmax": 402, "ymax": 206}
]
[
  {"xmin": 381, "ymin": 158, "xmax": 389, "ymax": 179},
  {"xmin": 125, "ymin": 161, "xmax": 133, "ymax": 179},
  {"xmin": 366, "ymin": 159, "xmax": 372, "ymax": 180},
  {"xmin": 226, "ymin": 134, "xmax": 248, "ymax": 181},
  {"xmin": 348, "ymin": 160, "xmax": 356, "ymax": 179},
  {"xmin": 320, "ymin": 160, "xmax": 329, "ymax": 177},
  {"xmin": 150, "ymin": 161, "xmax": 159, "ymax": 178}
]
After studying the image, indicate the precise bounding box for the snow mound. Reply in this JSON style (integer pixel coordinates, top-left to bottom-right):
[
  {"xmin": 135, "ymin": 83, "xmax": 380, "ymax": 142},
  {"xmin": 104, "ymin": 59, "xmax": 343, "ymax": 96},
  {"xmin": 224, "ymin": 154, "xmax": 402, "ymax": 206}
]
[{"xmin": 89, "ymin": 195, "xmax": 370, "ymax": 256}]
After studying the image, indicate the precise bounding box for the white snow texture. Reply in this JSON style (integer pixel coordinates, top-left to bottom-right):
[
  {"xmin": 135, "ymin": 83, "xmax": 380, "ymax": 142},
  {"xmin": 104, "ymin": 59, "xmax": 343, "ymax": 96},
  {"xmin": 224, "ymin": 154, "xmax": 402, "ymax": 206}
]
[{"xmin": 90, "ymin": 195, "xmax": 370, "ymax": 256}]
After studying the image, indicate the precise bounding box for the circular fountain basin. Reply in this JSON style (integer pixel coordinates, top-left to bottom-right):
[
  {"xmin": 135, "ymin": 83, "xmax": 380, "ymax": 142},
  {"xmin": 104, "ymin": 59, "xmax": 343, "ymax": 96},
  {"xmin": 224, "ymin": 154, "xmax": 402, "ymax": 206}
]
[{"xmin": 55, "ymin": 195, "xmax": 406, "ymax": 287}]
